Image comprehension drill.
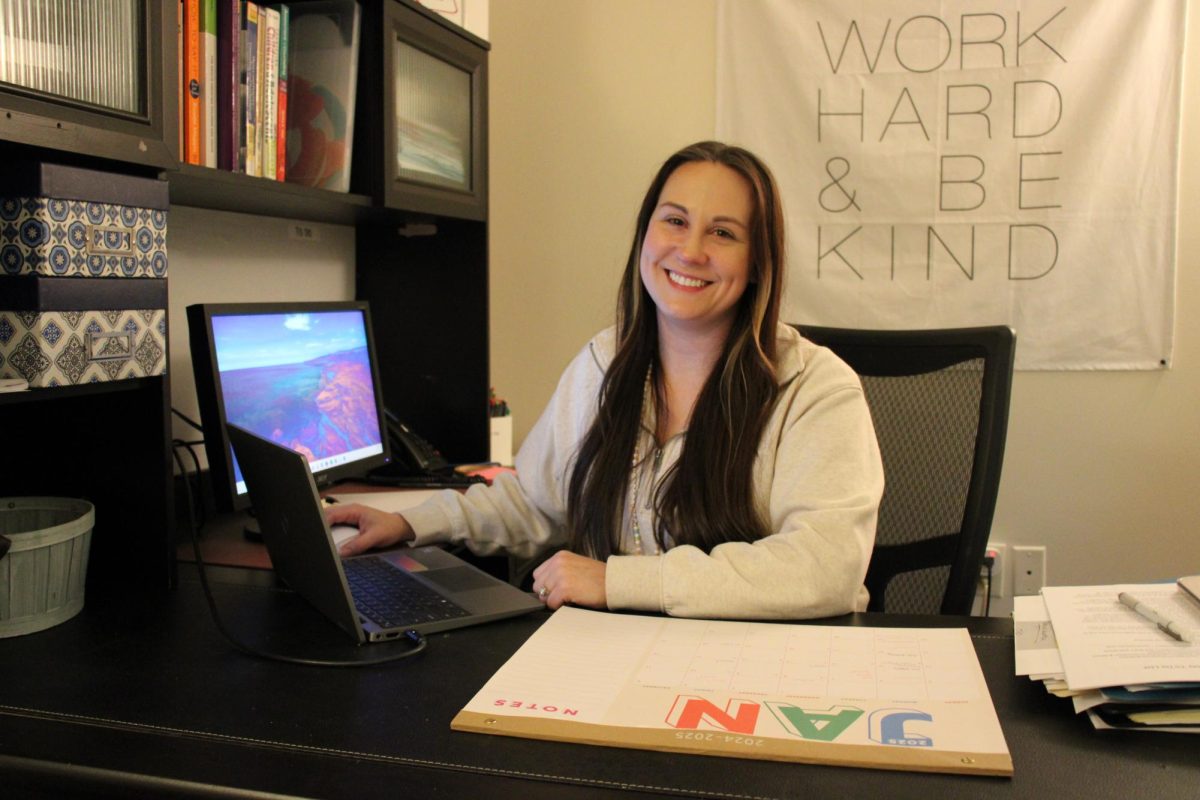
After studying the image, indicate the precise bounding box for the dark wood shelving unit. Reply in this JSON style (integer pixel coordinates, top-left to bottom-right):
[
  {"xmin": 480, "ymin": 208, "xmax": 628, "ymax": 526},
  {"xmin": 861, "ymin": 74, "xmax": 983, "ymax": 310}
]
[
  {"xmin": 166, "ymin": 163, "xmax": 377, "ymax": 225},
  {"xmin": 0, "ymin": 0, "xmax": 493, "ymax": 594},
  {"xmin": 0, "ymin": 376, "xmax": 161, "ymax": 406}
]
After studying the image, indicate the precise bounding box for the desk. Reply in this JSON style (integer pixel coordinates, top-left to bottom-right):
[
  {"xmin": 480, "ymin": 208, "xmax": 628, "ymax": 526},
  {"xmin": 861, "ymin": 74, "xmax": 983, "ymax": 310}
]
[{"xmin": 1, "ymin": 568, "xmax": 1196, "ymax": 800}]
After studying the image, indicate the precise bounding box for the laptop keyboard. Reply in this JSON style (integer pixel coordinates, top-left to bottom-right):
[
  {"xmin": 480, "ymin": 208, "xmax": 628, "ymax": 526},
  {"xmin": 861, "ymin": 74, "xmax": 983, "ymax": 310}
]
[{"xmin": 344, "ymin": 557, "xmax": 471, "ymax": 628}]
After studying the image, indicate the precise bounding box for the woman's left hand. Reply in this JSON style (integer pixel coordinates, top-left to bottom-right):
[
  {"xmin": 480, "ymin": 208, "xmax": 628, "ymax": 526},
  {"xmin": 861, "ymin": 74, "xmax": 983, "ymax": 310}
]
[{"xmin": 531, "ymin": 551, "xmax": 607, "ymax": 610}]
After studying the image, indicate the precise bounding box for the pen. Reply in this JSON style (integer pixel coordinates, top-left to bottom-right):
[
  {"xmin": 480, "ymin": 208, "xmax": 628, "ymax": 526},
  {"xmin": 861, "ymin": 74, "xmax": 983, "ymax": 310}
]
[{"xmin": 1118, "ymin": 592, "xmax": 1192, "ymax": 643}]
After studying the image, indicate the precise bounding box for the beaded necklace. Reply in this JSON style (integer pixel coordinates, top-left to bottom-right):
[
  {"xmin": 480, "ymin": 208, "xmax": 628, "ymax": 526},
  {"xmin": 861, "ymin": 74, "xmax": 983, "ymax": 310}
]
[{"xmin": 628, "ymin": 371, "xmax": 659, "ymax": 555}]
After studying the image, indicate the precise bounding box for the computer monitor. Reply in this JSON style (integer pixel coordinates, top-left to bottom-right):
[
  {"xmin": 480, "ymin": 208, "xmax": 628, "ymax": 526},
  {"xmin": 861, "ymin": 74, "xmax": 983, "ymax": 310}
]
[{"xmin": 187, "ymin": 301, "xmax": 392, "ymax": 512}]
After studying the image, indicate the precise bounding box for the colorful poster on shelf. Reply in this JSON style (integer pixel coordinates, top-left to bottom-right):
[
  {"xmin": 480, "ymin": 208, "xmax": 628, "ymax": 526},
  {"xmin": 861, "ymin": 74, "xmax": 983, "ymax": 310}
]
[{"xmin": 285, "ymin": 1, "xmax": 360, "ymax": 192}]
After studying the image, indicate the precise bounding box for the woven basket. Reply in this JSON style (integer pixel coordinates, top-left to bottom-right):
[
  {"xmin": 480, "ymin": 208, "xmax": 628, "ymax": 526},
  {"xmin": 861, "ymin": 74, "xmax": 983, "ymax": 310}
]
[{"xmin": 0, "ymin": 497, "xmax": 94, "ymax": 638}]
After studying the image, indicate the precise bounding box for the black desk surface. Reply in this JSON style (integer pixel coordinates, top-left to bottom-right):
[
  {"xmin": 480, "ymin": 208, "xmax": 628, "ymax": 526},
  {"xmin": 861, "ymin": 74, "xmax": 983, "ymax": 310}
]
[{"xmin": 1, "ymin": 567, "xmax": 1197, "ymax": 800}]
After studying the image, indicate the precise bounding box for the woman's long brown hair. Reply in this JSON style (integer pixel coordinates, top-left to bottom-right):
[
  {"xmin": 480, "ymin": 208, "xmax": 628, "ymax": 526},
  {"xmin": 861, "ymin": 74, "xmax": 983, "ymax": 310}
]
[{"xmin": 566, "ymin": 141, "xmax": 787, "ymax": 557}]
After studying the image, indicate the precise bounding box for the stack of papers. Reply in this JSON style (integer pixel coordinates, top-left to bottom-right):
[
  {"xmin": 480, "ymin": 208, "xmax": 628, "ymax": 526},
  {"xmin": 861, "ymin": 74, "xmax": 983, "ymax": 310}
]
[{"xmin": 1014, "ymin": 581, "xmax": 1200, "ymax": 732}]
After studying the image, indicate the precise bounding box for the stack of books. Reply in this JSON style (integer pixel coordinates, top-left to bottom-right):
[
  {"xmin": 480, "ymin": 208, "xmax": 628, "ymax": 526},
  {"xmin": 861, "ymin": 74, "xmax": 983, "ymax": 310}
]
[
  {"xmin": 180, "ymin": 0, "xmax": 291, "ymax": 180},
  {"xmin": 1014, "ymin": 577, "xmax": 1200, "ymax": 732}
]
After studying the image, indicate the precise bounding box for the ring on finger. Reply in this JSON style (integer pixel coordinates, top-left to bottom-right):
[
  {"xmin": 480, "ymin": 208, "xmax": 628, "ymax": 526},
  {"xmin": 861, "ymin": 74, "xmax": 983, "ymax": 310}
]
[{"xmin": 538, "ymin": 586, "xmax": 549, "ymax": 600}]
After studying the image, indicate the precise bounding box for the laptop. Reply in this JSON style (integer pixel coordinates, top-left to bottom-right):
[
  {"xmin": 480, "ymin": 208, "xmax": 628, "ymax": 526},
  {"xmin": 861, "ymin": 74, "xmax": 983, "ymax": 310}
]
[{"xmin": 227, "ymin": 424, "xmax": 542, "ymax": 643}]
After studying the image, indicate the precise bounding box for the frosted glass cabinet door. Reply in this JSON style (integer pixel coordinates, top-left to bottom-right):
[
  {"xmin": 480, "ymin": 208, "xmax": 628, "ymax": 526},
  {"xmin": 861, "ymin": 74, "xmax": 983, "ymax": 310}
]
[
  {"xmin": 360, "ymin": 0, "xmax": 488, "ymax": 219},
  {"xmin": 0, "ymin": 0, "xmax": 144, "ymax": 115},
  {"xmin": 393, "ymin": 37, "xmax": 472, "ymax": 192}
]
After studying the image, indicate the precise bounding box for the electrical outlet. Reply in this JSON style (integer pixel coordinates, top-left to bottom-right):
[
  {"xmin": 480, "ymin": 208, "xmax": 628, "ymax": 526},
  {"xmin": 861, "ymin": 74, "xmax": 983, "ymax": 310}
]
[
  {"xmin": 1012, "ymin": 546, "xmax": 1047, "ymax": 595},
  {"xmin": 981, "ymin": 542, "xmax": 1007, "ymax": 597}
]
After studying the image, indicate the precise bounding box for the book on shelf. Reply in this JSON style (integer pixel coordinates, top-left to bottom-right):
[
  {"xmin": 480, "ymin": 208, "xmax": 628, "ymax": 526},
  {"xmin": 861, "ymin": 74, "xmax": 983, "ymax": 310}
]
[
  {"xmin": 177, "ymin": 1, "xmax": 184, "ymax": 158},
  {"xmin": 182, "ymin": 1, "xmax": 296, "ymax": 183},
  {"xmin": 261, "ymin": 6, "xmax": 280, "ymax": 180},
  {"xmin": 184, "ymin": 0, "xmax": 202, "ymax": 165},
  {"xmin": 200, "ymin": 0, "xmax": 218, "ymax": 168},
  {"xmin": 216, "ymin": 0, "xmax": 241, "ymax": 171},
  {"xmin": 242, "ymin": 2, "xmax": 260, "ymax": 176},
  {"xmin": 274, "ymin": 4, "xmax": 290, "ymax": 181},
  {"xmin": 254, "ymin": 3, "xmax": 268, "ymax": 177}
]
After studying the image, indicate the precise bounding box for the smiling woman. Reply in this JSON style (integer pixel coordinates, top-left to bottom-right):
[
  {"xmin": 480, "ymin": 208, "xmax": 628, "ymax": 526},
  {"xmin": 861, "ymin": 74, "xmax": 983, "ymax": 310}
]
[
  {"xmin": 328, "ymin": 141, "xmax": 885, "ymax": 621},
  {"xmin": 639, "ymin": 160, "xmax": 754, "ymax": 342}
]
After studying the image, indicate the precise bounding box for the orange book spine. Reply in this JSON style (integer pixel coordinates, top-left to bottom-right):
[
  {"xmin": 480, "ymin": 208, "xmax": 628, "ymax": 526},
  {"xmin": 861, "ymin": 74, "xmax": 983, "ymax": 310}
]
[{"xmin": 184, "ymin": 0, "xmax": 202, "ymax": 165}]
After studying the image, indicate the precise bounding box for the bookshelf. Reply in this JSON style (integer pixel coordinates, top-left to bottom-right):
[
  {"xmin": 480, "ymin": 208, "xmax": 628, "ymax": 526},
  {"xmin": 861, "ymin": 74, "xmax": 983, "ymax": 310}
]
[{"xmin": 0, "ymin": 0, "xmax": 493, "ymax": 591}]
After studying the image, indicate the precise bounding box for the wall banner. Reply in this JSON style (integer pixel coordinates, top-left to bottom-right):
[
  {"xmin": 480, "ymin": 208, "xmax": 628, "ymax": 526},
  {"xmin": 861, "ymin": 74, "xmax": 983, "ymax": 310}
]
[{"xmin": 716, "ymin": 0, "xmax": 1183, "ymax": 369}]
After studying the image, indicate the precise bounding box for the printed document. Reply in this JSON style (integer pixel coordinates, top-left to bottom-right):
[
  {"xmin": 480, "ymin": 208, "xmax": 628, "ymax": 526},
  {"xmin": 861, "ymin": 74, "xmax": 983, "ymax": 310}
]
[{"xmin": 1040, "ymin": 584, "xmax": 1200, "ymax": 691}]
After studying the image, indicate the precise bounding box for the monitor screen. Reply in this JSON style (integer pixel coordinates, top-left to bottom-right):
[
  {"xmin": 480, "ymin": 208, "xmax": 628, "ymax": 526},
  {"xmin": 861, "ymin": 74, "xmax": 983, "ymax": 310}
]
[{"xmin": 187, "ymin": 301, "xmax": 391, "ymax": 511}]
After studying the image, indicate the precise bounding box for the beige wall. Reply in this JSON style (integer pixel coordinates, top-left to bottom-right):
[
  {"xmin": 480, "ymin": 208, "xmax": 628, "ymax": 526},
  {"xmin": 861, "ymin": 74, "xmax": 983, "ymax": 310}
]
[
  {"xmin": 488, "ymin": 0, "xmax": 720, "ymax": 443},
  {"xmin": 488, "ymin": 0, "xmax": 1200, "ymax": 607}
]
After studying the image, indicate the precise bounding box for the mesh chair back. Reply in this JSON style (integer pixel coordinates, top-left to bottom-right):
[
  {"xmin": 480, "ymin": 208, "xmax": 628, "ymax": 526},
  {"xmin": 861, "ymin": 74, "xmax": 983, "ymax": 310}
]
[{"xmin": 795, "ymin": 326, "xmax": 1015, "ymax": 615}]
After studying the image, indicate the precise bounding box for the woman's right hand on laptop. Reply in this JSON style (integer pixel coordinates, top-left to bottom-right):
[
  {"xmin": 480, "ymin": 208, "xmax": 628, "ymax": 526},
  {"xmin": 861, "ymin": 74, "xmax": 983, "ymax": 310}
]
[{"xmin": 327, "ymin": 503, "xmax": 416, "ymax": 557}]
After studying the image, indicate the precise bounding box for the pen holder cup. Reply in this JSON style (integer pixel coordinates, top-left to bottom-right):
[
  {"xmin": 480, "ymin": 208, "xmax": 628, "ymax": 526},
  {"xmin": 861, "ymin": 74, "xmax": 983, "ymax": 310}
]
[
  {"xmin": 0, "ymin": 497, "xmax": 94, "ymax": 638},
  {"xmin": 490, "ymin": 415, "xmax": 513, "ymax": 467}
]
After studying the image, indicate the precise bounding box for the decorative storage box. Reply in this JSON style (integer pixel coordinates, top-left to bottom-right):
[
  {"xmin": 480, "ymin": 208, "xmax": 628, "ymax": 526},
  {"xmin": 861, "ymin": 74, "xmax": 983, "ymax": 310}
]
[{"xmin": 0, "ymin": 163, "xmax": 168, "ymax": 387}]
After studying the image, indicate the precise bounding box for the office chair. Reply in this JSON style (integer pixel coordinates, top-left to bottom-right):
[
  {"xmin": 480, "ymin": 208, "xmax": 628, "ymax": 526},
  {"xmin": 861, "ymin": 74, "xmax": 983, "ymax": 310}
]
[{"xmin": 795, "ymin": 325, "xmax": 1016, "ymax": 615}]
